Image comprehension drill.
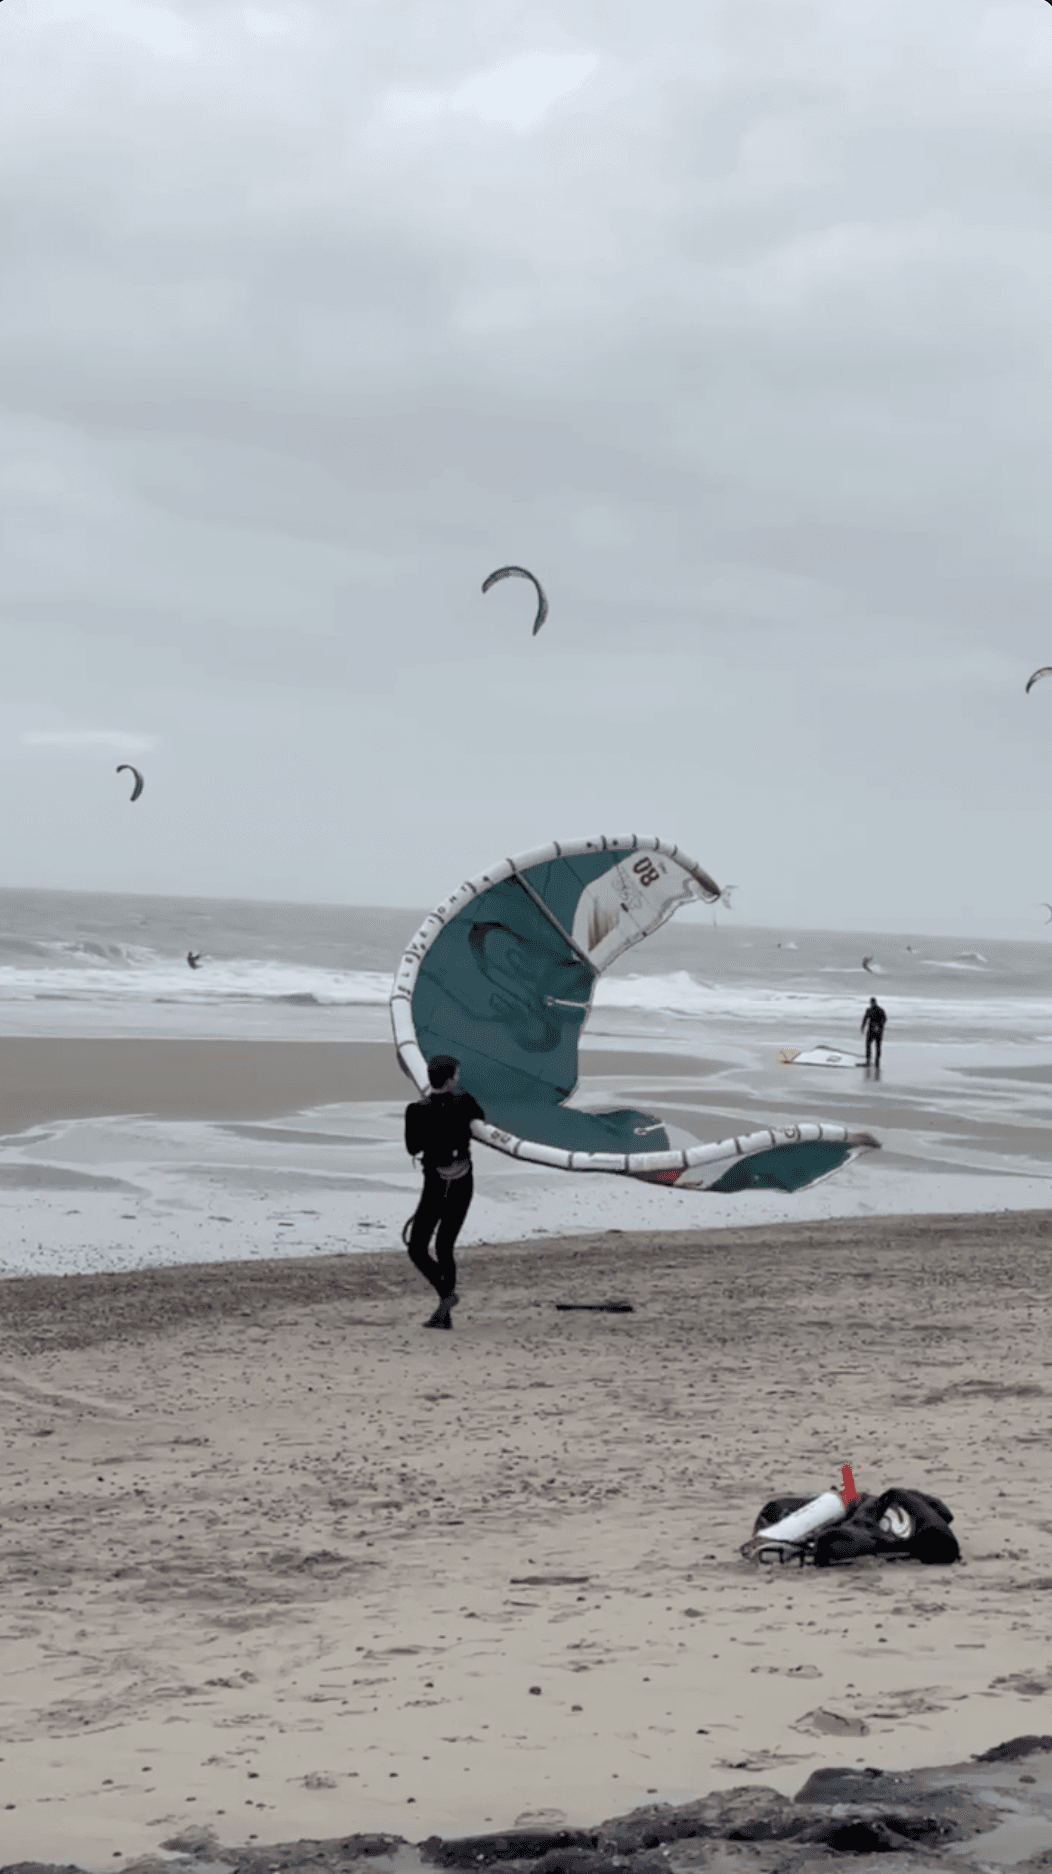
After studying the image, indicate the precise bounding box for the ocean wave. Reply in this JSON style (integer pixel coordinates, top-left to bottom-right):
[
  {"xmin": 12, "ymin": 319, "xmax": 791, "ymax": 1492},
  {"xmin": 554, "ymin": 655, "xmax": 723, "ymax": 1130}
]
[
  {"xmin": 0, "ymin": 947, "xmax": 1047, "ymax": 1036},
  {"xmin": 0, "ymin": 957, "xmax": 393, "ymax": 1007},
  {"xmin": 921, "ymin": 958, "xmax": 988, "ymax": 973},
  {"xmin": 593, "ymin": 969, "xmax": 1052, "ymax": 1031}
]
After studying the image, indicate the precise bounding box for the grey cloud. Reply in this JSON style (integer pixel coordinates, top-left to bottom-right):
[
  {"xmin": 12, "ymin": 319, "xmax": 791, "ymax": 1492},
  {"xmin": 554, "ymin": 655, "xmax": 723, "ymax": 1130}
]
[{"xmin": 0, "ymin": 0, "xmax": 1051, "ymax": 927}]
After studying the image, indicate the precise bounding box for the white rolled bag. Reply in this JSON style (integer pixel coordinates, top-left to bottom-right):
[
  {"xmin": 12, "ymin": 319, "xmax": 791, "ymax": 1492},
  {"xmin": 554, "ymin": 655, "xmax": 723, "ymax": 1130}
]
[{"xmin": 742, "ymin": 1465, "xmax": 859, "ymax": 1563}]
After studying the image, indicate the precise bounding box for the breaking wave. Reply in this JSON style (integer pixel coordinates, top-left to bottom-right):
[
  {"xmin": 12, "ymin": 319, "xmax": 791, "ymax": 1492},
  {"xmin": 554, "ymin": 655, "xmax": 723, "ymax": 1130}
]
[
  {"xmin": 0, "ymin": 953, "xmax": 393, "ymax": 1008},
  {"xmin": 593, "ymin": 968, "xmax": 1052, "ymax": 1035}
]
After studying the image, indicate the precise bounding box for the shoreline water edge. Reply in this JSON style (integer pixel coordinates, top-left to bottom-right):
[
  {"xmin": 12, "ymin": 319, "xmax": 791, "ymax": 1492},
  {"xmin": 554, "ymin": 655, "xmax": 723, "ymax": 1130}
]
[{"xmin": 0, "ymin": 892, "xmax": 1048, "ymax": 1283}]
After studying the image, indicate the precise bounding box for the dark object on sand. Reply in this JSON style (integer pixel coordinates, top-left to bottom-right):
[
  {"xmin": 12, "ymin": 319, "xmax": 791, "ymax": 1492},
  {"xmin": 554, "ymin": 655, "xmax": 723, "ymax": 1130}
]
[
  {"xmin": 422, "ymin": 1828, "xmax": 598, "ymax": 1868},
  {"xmin": 749, "ymin": 1487, "xmax": 959, "ymax": 1566},
  {"xmin": 510, "ymin": 1574, "xmax": 590, "ymax": 1585},
  {"xmin": 974, "ymin": 1735, "xmax": 1052, "ymax": 1762},
  {"xmin": 555, "ymin": 1301, "xmax": 634, "ymax": 1313}
]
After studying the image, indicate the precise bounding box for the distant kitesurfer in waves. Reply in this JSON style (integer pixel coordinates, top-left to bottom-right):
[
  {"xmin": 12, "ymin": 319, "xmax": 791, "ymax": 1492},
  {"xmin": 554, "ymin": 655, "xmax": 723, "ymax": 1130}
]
[
  {"xmin": 186, "ymin": 950, "xmax": 202, "ymax": 970},
  {"xmin": 404, "ymin": 1056, "xmax": 485, "ymax": 1330},
  {"xmin": 861, "ymin": 996, "xmax": 886, "ymax": 1075}
]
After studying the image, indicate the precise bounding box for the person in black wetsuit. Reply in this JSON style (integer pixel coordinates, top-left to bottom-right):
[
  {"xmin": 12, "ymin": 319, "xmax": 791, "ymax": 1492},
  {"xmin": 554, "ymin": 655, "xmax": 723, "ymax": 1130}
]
[
  {"xmin": 404, "ymin": 1055, "xmax": 485, "ymax": 1330},
  {"xmin": 861, "ymin": 996, "xmax": 886, "ymax": 1073}
]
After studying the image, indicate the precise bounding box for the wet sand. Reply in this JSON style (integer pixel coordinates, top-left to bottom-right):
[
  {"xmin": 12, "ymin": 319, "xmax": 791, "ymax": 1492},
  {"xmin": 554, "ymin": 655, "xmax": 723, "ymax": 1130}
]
[
  {"xmin": 0, "ymin": 1037, "xmax": 411, "ymax": 1133},
  {"xmin": 2, "ymin": 1210, "xmax": 1052, "ymax": 1869},
  {"xmin": 2, "ymin": 1032, "xmax": 1052, "ymax": 1291},
  {"xmin": 0, "ymin": 1037, "xmax": 720, "ymax": 1136}
]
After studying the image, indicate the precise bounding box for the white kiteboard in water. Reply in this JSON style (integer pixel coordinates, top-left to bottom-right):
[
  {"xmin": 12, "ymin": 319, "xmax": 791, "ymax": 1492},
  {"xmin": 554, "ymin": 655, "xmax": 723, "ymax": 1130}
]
[{"xmin": 777, "ymin": 1045, "xmax": 865, "ymax": 1069}]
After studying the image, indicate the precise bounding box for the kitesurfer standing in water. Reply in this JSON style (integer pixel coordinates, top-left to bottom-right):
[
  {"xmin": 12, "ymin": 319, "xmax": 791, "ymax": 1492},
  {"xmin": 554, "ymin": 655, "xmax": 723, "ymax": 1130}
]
[
  {"xmin": 861, "ymin": 997, "xmax": 886, "ymax": 1074},
  {"xmin": 404, "ymin": 1056, "xmax": 484, "ymax": 1329}
]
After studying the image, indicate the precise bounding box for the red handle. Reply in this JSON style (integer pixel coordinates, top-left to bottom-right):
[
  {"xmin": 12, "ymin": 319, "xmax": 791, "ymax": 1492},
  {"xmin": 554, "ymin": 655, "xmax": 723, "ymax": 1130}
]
[{"xmin": 839, "ymin": 1464, "xmax": 858, "ymax": 1505}]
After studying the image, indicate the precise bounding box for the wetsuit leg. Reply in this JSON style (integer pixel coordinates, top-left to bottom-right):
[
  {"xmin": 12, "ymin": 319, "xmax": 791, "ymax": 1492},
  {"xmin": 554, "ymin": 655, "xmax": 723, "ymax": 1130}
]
[
  {"xmin": 433, "ymin": 1169, "xmax": 473, "ymax": 1300},
  {"xmin": 407, "ymin": 1171, "xmax": 447, "ymax": 1296}
]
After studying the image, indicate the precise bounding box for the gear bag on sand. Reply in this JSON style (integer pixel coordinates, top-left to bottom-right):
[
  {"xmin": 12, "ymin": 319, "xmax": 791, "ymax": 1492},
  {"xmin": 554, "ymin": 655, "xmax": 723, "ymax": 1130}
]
[{"xmin": 746, "ymin": 1488, "xmax": 959, "ymax": 1566}]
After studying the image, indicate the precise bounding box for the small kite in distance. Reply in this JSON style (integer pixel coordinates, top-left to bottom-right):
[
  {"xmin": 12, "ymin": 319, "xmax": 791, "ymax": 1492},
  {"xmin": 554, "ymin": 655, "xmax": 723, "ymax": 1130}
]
[
  {"xmin": 1043, "ymin": 906, "xmax": 1052, "ymax": 926},
  {"xmin": 482, "ymin": 565, "xmax": 549, "ymax": 636},
  {"xmin": 116, "ymin": 763, "xmax": 144, "ymax": 802},
  {"xmin": 862, "ymin": 956, "xmax": 875, "ymax": 973},
  {"xmin": 1026, "ymin": 667, "xmax": 1052, "ymax": 693}
]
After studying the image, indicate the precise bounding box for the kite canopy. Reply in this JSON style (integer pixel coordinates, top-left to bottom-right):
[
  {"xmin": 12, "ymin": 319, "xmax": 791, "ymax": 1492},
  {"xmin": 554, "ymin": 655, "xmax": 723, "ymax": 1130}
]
[
  {"xmin": 116, "ymin": 763, "xmax": 144, "ymax": 802},
  {"xmin": 391, "ymin": 836, "xmax": 878, "ymax": 1193},
  {"xmin": 481, "ymin": 565, "xmax": 549, "ymax": 635}
]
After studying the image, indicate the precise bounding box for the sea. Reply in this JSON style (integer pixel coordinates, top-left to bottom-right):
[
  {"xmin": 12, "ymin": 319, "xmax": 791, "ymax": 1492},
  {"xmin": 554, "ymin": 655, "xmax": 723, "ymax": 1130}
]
[
  {"xmin": 0, "ymin": 886, "xmax": 1049, "ymax": 1279},
  {"xmin": 0, "ymin": 884, "xmax": 1048, "ymax": 1046}
]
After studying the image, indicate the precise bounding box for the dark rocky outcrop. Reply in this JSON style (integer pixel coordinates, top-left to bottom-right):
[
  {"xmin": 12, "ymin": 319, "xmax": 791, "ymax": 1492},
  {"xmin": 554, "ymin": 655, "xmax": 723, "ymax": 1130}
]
[
  {"xmin": 6, "ymin": 1742, "xmax": 1052, "ymax": 1874},
  {"xmin": 420, "ymin": 1831, "xmax": 598, "ymax": 1868},
  {"xmin": 974, "ymin": 1736, "xmax": 1052, "ymax": 1763},
  {"xmin": 2, "ymin": 1866, "xmax": 88, "ymax": 1874}
]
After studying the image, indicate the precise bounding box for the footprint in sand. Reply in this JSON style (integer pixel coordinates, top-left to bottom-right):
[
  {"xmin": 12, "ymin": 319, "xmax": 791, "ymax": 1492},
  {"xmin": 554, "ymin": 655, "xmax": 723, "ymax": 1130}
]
[
  {"xmin": 751, "ymin": 1663, "xmax": 822, "ymax": 1679},
  {"xmin": 791, "ymin": 1708, "xmax": 869, "ymax": 1737},
  {"xmin": 989, "ymin": 1670, "xmax": 1052, "ymax": 1697},
  {"xmin": 863, "ymin": 1686, "xmax": 951, "ymax": 1719},
  {"xmin": 714, "ymin": 1749, "xmax": 814, "ymax": 1772}
]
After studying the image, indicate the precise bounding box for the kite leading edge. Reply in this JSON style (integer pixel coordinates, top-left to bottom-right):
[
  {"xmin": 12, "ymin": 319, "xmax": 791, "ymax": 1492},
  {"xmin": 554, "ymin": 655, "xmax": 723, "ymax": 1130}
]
[
  {"xmin": 482, "ymin": 565, "xmax": 549, "ymax": 635},
  {"xmin": 116, "ymin": 763, "xmax": 145, "ymax": 802},
  {"xmin": 390, "ymin": 835, "xmax": 879, "ymax": 1194}
]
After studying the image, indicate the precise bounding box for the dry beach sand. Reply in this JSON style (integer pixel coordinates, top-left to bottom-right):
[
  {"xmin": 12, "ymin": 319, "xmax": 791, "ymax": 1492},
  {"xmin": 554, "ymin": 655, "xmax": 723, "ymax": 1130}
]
[{"xmin": 3, "ymin": 1209, "xmax": 1052, "ymax": 1871}]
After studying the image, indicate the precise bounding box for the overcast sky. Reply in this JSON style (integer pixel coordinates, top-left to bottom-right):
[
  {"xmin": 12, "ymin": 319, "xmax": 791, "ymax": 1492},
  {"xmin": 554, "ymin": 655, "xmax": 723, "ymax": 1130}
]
[{"xmin": 3, "ymin": 0, "xmax": 1052, "ymax": 935}]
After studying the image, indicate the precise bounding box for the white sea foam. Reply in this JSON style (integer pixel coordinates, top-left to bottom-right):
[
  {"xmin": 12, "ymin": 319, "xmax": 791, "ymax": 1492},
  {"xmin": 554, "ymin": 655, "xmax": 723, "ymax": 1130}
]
[
  {"xmin": 0, "ymin": 889, "xmax": 1048, "ymax": 1045},
  {"xmin": 592, "ymin": 969, "xmax": 1052, "ymax": 1037},
  {"xmin": 922, "ymin": 957, "xmax": 988, "ymax": 973},
  {"xmin": 0, "ymin": 946, "xmax": 1049, "ymax": 1045},
  {"xmin": 0, "ymin": 954, "xmax": 393, "ymax": 1008}
]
